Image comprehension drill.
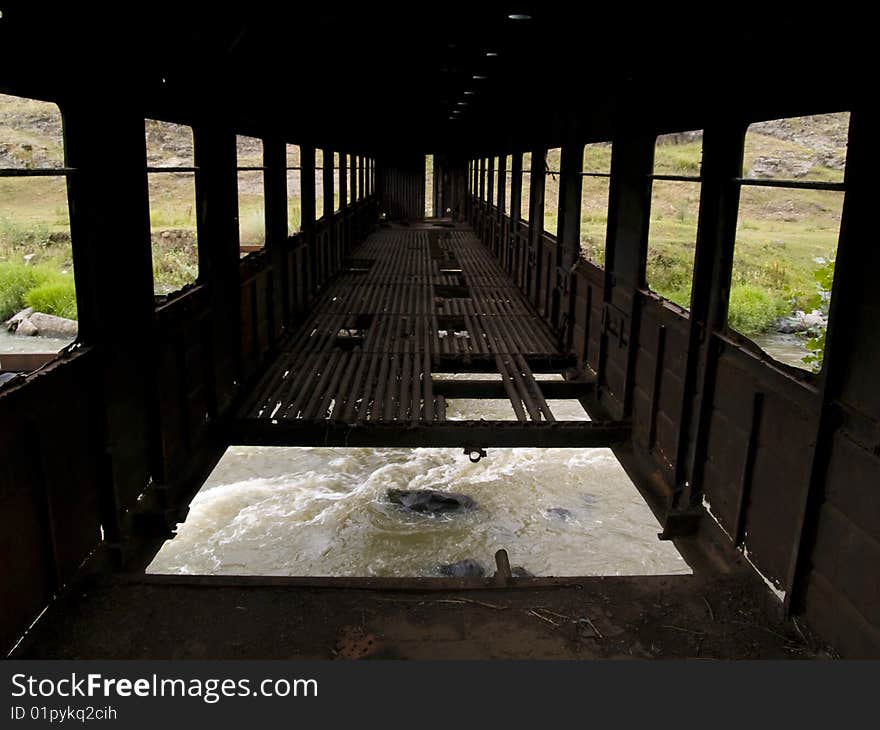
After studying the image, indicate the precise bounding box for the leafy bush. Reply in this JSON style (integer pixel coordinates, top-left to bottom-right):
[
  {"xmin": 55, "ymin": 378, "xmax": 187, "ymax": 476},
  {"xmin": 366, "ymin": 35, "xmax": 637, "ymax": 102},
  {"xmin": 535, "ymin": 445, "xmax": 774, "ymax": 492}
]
[
  {"xmin": 24, "ymin": 278, "xmax": 78, "ymax": 320},
  {"xmin": 152, "ymin": 246, "xmax": 199, "ymax": 295},
  {"xmin": 727, "ymin": 284, "xmax": 787, "ymax": 335},
  {"xmin": 802, "ymin": 256, "xmax": 835, "ymax": 371},
  {"xmin": 0, "ymin": 263, "xmax": 58, "ymax": 320},
  {"xmin": 0, "ymin": 263, "xmax": 78, "ymax": 321}
]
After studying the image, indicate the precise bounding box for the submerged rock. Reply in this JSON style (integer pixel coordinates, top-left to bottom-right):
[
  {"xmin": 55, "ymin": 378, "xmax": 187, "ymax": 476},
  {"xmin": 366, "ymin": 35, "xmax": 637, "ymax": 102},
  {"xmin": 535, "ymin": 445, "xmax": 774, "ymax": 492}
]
[
  {"xmin": 546, "ymin": 507, "xmax": 574, "ymax": 522},
  {"xmin": 439, "ymin": 558, "xmax": 486, "ymax": 578},
  {"xmin": 387, "ymin": 488, "xmax": 475, "ymax": 513}
]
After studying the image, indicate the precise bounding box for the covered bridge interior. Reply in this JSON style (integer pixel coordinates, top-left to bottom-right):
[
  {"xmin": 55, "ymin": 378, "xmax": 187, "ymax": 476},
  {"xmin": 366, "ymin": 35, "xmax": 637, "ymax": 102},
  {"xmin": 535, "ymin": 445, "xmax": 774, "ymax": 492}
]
[{"xmin": 1, "ymin": 5, "xmax": 877, "ymax": 659}]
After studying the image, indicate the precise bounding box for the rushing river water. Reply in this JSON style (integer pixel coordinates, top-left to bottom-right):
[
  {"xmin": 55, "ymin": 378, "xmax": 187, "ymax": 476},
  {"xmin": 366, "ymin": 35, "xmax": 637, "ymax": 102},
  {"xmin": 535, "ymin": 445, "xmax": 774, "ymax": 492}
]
[
  {"xmin": 751, "ymin": 332, "xmax": 810, "ymax": 369},
  {"xmin": 0, "ymin": 329, "xmax": 73, "ymax": 355},
  {"xmin": 149, "ymin": 394, "xmax": 689, "ymax": 578}
]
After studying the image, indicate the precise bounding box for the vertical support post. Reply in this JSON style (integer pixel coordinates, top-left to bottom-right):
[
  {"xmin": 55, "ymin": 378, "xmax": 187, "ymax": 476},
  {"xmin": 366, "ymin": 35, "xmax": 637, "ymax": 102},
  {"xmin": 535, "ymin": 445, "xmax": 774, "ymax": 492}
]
[
  {"xmin": 351, "ymin": 154, "xmax": 359, "ymax": 243},
  {"xmin": 192, "ymin": 123, "xmax": 241, "ymax": 410},
  {"xmin": 263, "ymin": 137, "xmax": 287, "ymax": 334},
  {"xmin": 323, "ymin": 148, "xmax": 335, "ymax": 282},
  {"xmin": 468, "ymin": 159, "xmax": 474, "ymax": 210},
  {"xmin": 497, "ymin": 154, "xmax": 507, "ymax": 214},
  {"xmin": 674, "ymin": 124, "xmax": 745, "ymax": 512},
  {"xmin": 299, "ymin": 145, "xmax": 317, "ymax": 298},
  {"xmin": 784, "ymin": 107, "xmax": 872, "ymax": 614},
  {"xmin": 486, "ymin": 156, "xmax": 496, "ymax": 248},
  {"xmin": 339, "ymin": 152, "xmax": 348, "ymax": 260},
  {"xmin": 65, "ymin": 103, "xmax": 160, "ymax": 556},
  {"xmin": 497, "ymin": 154, "xmax": 507, "ymax": 260},
  {"xmin": 263, "ymin": 138, "xmax": 288, "ymax": 247},
  {"xmin": 554, "ymin": 137, "xmax": 584, "ymax": 335},
  {"xmin": 486, "ymin": 157, "xmax": 495, "ymax": 208},
  {"xmin": 472, "ymin": 158, "xmax": 477, "ymax": 202},
  {"xmin": 527, "ymin": 145, "xmax": 546, "ymax": 302},
  {"xmin": 339, "ymin": 151, "xmax": 348, "ymax": 209},
  {"xmin": 509, "ymin": 153, "xmax": 523, "ymax": 277},
  {"xmin": 598, "ymin": 131, "xmax": 654, "ymax": 418}
]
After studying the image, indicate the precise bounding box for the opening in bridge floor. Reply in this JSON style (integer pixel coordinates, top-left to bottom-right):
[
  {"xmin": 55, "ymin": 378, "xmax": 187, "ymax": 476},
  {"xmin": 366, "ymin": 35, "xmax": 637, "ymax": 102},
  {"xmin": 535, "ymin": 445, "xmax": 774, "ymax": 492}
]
[{"xmin": 148, "ymin": 442, "xmax": 689, "ymax": 578}]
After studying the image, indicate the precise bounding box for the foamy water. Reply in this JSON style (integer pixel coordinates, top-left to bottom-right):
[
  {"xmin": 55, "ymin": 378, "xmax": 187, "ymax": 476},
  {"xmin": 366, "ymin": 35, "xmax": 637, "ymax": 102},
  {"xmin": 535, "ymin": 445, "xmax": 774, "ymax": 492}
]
[{"xmin": 149, "ymin": 393, "xmax": 689, "ymax": 578}]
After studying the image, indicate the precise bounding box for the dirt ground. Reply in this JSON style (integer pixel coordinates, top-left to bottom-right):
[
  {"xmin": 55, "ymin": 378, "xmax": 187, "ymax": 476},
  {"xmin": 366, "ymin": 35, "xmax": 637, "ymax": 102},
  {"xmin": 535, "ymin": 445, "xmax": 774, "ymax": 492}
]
[{"xmin": 14, "ymin": 571, "xmax": 832, "ymax": 660}]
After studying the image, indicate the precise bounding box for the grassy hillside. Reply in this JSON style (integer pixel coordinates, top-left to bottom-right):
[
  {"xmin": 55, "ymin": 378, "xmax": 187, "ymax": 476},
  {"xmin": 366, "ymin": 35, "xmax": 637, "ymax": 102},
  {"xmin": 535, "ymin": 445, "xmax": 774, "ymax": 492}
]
[
  {"xmin": 539, "ymin": 114, "xmax": 847, "ymax": 353},
  {"xmin": 2, "ymin": 89, "xmax": 848, "ymax": 365}
]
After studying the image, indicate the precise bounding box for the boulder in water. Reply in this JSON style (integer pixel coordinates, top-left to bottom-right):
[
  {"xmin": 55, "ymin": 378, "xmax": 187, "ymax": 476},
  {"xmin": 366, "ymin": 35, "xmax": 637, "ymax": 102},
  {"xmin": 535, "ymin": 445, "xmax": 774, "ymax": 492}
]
[
  {"xmin": 5, "ymin": 307, "xmax": 34, "ymax": 332},
  {"xmin": 387, "ymin": 488, "xmax": 475, "ymax": 513},
  {"xmin": 15, "ymin": 318, "xmax": 39, "ymax": 337},
  {"xmin": 439, "ymin": 558, "xmax": 486, "ymax": 578},
  {"xmin": 28, "ymin": 312, "xmax": 78, "ymax": 338},
  {"xmin": 511, "ymin": 566, "xmax": 534, "ymax": 578}
]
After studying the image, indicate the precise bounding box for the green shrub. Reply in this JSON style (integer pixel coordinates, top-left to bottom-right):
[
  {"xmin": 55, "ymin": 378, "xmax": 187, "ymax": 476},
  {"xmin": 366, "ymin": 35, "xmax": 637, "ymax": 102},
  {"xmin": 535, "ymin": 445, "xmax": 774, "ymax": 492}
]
[
  {"xmin": 802, "ymin": 256, "xmax": 835, "ymax": 372},
  {"xmin": 24, "ymin": 278, "xmax": 78, "ymax": 320},
  {"xmin": 152, "ymin": 247, "xmax": 199, "ymax": 295},
  {"xmin": 727, "ymin": 284, "xmax": 787, "ymax": 335},
  {"xmin": 0, "ymin": 263, "xmax": 58, "ymax": 320},
  {"xmin": 0, "ymin": 262, "xmax": 78, "ymax": 321}
]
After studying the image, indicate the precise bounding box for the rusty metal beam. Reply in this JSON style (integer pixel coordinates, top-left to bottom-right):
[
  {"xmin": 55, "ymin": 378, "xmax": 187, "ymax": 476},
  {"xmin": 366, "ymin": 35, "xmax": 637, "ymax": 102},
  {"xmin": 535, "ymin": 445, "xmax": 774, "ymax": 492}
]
[
  {"xmin": 432, "ymin": 379, "xmax": 594, "ymax": 400},
  {"xmin": 554, "ymin": 133, "xmax": 584, "ymax": 335},
  {"xmin": 674, "ymin": 124, "xmax": 746, "ymax": 512},
  {"xmin": 527, "ymin": 145, "xmax": 546, "ymax": 302},
  {"xmin": 783, "ymin": 107, "xmax": 869, "ymax": 615},
  {"xmin": 224, "ymin": 418, "xmax": 630, "ymax": 448},
  {"xmin": 508, "ymin": 153, "xmax": 522, "ymax": 278}
]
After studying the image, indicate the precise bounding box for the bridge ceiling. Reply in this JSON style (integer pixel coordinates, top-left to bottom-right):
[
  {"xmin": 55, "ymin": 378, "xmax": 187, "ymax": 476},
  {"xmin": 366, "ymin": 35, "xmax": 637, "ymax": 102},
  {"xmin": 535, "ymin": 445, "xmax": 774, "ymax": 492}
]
[{"xmin": 0, "ymin": 3, "xmax": 867, "ymax": 154}]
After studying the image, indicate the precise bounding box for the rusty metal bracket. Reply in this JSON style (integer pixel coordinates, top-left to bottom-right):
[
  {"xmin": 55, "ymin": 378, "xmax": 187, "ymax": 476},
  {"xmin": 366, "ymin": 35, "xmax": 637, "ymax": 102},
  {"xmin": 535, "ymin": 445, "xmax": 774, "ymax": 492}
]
[{"xmin": 658, "ymin": 509, "xmax": 702, "ymax": 540}]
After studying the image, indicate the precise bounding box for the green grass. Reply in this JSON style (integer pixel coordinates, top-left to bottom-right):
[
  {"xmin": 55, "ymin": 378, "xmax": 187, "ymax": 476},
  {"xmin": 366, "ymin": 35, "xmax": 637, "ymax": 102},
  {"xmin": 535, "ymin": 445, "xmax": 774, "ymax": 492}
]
[
  {"xmin": 288, "ymin": 201, "xmax": 302, "ymax": 235},
  {"xmin": 152, "ymin": 246, "xmax": 198, "ymax": 295},
  {"xmin": 0, "ymin": 262, "xmax": 74, "ymax": 320},
  {"xmin": 238, "ymin": 201, "xmax": 266, "ymax": 246},
  {"xmin": 24, "ymin": 278, "xmax": 77, "ymax": 319},
  {"xmin": 727, "ymin": 284, "xmax": 788, "ymax": 334},
  {"xmin": 654, "ymin": 137, "xmax": 704, "ymax": 175}
]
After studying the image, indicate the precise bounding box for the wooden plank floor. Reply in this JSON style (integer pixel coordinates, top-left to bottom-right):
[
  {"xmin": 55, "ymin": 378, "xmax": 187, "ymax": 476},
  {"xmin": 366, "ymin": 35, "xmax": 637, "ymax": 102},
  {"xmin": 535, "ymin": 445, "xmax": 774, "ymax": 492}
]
[{"xmin": 229, "ymin": 223, "xmax": 627, "ymax": 448}]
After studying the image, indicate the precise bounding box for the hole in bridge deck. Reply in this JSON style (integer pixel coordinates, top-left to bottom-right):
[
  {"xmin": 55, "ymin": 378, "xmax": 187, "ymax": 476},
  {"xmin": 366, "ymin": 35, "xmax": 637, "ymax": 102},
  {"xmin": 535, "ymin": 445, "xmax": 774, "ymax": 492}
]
[
  {"xmin": 147, "ymin": 441, "xmax": 688, "ymax": 579},
  {"xmin": 432, "ymin": 372, "xmax": 591, "ymax": 421}
]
